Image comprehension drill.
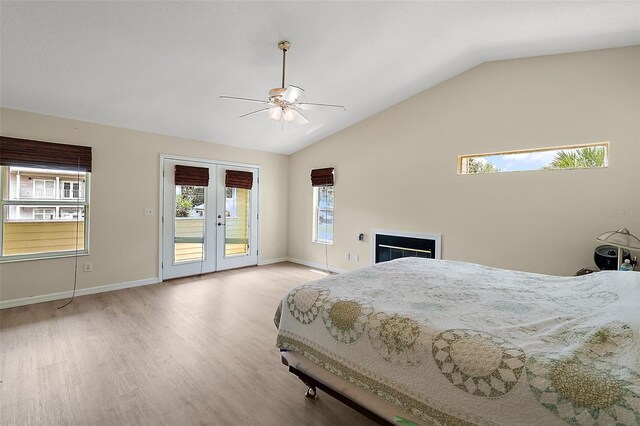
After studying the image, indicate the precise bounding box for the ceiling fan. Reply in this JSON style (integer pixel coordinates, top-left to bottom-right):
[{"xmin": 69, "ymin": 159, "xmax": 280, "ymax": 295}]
[{"xmin": 220, "ymin": 41, "xmax": 345, "ymax": 124}]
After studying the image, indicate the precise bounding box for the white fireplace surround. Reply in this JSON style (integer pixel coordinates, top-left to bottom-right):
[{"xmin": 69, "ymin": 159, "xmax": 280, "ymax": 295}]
[{"xmin": 371, "ymin": 229, "xmax": 442, "ymax": 265}]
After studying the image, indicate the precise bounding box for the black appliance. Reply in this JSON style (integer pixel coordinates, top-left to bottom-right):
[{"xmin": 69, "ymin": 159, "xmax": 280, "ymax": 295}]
[{"xmin": 594, "ymin": 245, "xmax": 631, "ymax": 270}]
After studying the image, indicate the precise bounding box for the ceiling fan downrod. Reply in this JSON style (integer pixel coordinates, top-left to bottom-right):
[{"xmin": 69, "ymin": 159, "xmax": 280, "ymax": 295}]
[{"xmin": 278, "ymin": 40, "xmax": 290, "ymax": 89}]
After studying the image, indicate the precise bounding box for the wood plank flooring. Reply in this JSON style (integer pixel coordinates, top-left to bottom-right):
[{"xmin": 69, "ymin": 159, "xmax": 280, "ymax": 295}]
[{"xmin": 0, "ymin": 262, "xmax": 374, "ymax": 425}]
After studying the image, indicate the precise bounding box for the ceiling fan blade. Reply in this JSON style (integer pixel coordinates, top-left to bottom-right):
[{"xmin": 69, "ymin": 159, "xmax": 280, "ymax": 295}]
[
  {"xmin": 239, "ymin": 107, "xmax": 271, "ymax": 118},
  {"xmin": 220, "ymin": 96, "xmax": 271, "ymax": 105},
  {"xmin": 296, "ymin": 102, "xmax": 346, "ymax": 111},
  {"xmin": 291, "ymin": 108, "xmax": 309, "ymax": 124},
  {"xmin": 282, "ymin": 85, "xmax": 305, "ymax": 103}
]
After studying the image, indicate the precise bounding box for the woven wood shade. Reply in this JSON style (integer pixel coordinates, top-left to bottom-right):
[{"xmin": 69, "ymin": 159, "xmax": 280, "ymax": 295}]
[
  {"xmin": 0, "ymin": 136, "xmax": 92, "ymax": 172},
  {"xmin": 175, "ymin": 165, "xmax": 209, "ymax": 187},
  {"xmin": 310, "ymin": 167, "xmax": 334, "ymax": 186},
  {"xmin": 225, "ymin": 170, "xmax": 253, "ymax": 190}
]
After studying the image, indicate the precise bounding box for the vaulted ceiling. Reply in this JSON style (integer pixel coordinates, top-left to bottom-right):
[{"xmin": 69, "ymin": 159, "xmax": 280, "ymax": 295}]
[{"xmin": 1, "ymin": 2, "xmax": 639, "ymax": 154}]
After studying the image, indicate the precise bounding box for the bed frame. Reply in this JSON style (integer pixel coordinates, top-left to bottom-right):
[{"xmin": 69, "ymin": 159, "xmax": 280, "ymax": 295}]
[{"xmin": 281, "ymin": 355, "xmax": 395, "ymax": 425}]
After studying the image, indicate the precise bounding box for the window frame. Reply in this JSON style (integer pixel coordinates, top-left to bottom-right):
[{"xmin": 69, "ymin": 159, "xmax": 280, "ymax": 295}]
[
  {"xmin": 0, "ymin": 166, "xmax": 91, "ymax": 263},
  {"xmin": 312, "ymin": 185, "xmax": 334, "ymax": 245}
]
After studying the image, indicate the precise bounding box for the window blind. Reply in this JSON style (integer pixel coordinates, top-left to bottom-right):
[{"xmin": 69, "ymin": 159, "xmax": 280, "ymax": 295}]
[
  {"xmin": 225, "ymin": 170, "xmax": 253, "ymax": 190},
  {"xmin": 0, "ymin": 136, "xmax": 92, "ymax": 172},
  {"xmin": 175, "ymin": 165, "xmax": 209, "ymax": 187},
  {"xmin": 310, "ymin": 167, "xmax": 334, "ymax": 186}
]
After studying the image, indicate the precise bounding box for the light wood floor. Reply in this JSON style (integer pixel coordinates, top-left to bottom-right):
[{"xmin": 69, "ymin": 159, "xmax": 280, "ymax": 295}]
[{"xmin": 0, "ymin": 262, "xmax": 373, "ymax": 425}]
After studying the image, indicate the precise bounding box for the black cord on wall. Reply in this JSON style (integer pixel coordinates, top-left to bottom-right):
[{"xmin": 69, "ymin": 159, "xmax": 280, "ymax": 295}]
[{"xmin": 58, "ymin": 160, "xmax": 82, "ymax": 309}]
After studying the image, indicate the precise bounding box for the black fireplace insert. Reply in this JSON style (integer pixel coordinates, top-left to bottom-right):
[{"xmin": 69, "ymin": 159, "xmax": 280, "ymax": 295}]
[{"xmin": 374, "ymin": 233, "xmax": 437, "ymax": 263}]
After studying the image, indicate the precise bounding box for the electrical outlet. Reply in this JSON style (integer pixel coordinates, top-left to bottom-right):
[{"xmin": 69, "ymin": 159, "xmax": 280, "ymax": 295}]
[
  {"xmin": 355, "ymin": 254, "xmax": 360, "ymax": 262},
  {"xmin": 144, "ymin": 208, "xmax": 153, "ymax": 216},
  {"xmin": 345, "ymin": 253, "xmax": 350, "ymax": 261},
  {"xmin": 84, "ymin": 262, "xmax": 93, "ymax": 272}
]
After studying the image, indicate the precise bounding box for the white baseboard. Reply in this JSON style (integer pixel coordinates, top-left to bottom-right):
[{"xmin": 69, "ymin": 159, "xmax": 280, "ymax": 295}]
[
  {"xmin": 1, "ymin": 259, "xmax": 348, "ymax": 309},
  {"xmin": 286, "ymin": 257, "xmax": 348, "ymax": 274},
  {"xmin": 258, "ymin": 257, "xmax": 288, "ymax": 266},
  {"xmin": 0, "ymin": 277, "xmax": 159, "ymax": 310}
]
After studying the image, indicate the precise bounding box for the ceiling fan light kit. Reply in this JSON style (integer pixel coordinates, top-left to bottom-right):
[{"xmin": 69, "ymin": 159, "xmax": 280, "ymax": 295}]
[{"xmin": 220, "ymin": 41, "xmax": 345, "ymax": 125}]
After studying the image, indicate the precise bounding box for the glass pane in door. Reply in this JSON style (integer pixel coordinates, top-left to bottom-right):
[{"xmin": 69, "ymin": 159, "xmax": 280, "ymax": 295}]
[
  {"xmin": 224, "ymin": 187, "xmax": 249, "ymax": 256},
  {"xmin": 174, "ymin": 185, "xmax": 206, "ymax": 263}
]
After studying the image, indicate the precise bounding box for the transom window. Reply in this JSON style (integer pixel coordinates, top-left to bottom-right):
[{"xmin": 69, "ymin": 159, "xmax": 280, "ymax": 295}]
[{"xmin": 458, "ymin": 142, "xmax": 609, "ymax": 174}]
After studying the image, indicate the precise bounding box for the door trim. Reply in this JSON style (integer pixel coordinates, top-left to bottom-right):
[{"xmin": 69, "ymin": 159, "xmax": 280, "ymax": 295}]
[{"xmin": 158, "ymin": 154, "xmax": 261, "ymax": 282}]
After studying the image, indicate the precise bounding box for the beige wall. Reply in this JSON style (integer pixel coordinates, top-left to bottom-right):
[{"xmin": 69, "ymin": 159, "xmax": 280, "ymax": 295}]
[
  {"xmin": 2, "ymin": 46, "xmax": 638, "ymax": 304},
  {"xmin": 288, "ymin": 46, "xmax": 640, "ymax": 276},
  {"xmin": 0, "ymin": 108, "xmax": 289, "ymax": 301}
]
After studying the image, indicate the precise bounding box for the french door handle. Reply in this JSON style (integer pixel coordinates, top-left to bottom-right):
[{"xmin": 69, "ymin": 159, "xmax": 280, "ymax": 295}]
[{"xmin": 218, "ymin": 222, "xmax": 225, "ymax": 226}]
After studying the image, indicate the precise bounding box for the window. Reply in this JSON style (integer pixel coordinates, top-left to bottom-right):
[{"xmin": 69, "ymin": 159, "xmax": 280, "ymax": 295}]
[
  {"xmin": 34, "ymin": 179, "xmax": 55, "ymax": 198},
  {"xmin": 174, "ymin": 184, "xmax": 206, "ymax": 262},
  {"xmin": 1, "ymin": 167, "xmax": 90, "ymax": 260},
  {"xmin": 175, "ymin": 185, "xmax": 205, "ymax": 218},
  {"xmin": 60, "ymin": 207, "xmax": 82, "ymax": 220},
  {"xmin": 223, "ymin": 169, "xmax": 253, "ymax": 257},
  {"xmin": 33, "ymin": 208, "xmax": 56, "ymax": 220},
  {"xmin": 313, "ymin": 186, "xmax": 334, "ymax": 244},
  {"xmin": 458, "ymin": 142, "xmax": 609, "ymax": 174},
  {"xmin": 0, "ymin": 136, "xmax": 92, "ymax": 261},
  {"xmin": 225, "ymin": 187, "xmax": 237, "ymax": 218},
  {"xmin": 173, "ymin": 165, "xmax": 210, "ymax": 263},
  {"xmin": 310, "ymin": 167, "xmax": 335, "ymax": 244},
  {"xmin": 62, "ymin": 181, "xmax": 83, "ymax": 199}
]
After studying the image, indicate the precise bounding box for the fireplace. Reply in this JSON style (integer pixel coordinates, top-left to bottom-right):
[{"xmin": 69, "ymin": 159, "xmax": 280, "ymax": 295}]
[{"xmin": 372, "ymin": 230, "xmax": 441, "ymax": 264}]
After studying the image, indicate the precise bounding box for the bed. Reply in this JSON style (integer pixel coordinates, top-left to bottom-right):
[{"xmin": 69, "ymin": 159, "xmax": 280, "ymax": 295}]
[{"xmin": 274, "ymin": 258, "xmax": 640, "ymax": 425}]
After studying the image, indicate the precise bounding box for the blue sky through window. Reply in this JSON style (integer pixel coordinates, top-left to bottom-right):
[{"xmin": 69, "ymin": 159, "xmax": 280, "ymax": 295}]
[
  {"xmin": 483, "ymin": 150, "xmax": 558, "ymax": 172},
  {"xmin": 464, "ymin": 143, "xmax": 608, "ymax": 173}
]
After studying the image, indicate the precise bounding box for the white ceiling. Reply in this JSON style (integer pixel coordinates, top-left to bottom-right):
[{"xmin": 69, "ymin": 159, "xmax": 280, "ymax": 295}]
[{"xmin": 1, "ymin": 2, "xmax": 639, "ymax": 155}]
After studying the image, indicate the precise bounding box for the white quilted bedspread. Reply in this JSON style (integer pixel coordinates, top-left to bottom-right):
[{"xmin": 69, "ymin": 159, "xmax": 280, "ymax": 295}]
[{"xmin": 275, "ymin": 258, "xmax": 640, "ymax": 425}]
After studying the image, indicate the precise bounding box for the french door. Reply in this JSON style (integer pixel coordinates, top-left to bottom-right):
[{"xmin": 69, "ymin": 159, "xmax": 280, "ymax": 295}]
[{"xmin": 161, "ymin": 158, "xmax": 258, "ymax": 280}]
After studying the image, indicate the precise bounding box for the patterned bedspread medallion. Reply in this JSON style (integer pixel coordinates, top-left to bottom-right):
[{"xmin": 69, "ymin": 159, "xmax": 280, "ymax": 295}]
[
  {"xmin": 368, "ymin": 313, "xmax": 427, "ymax": 366},
  {"xmin": 286, "ymin": 286, "xmax": 330, "ymax": 324},
  {"xmin": 526, "ymin": 356, "xmax": 640, "ymax": 425},
  {"xmin": 321, "ymin": 297, "xmax": 373, "ymax": 343},
  {"xmin": 432, "ymin": 329, "xmax": 526, "ymax": 397}
]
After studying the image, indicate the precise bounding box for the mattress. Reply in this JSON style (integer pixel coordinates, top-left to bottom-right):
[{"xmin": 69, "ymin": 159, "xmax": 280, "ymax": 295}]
[{"xmin": 274, "ymin": 258, "xmax": 640, "ymax": 425}]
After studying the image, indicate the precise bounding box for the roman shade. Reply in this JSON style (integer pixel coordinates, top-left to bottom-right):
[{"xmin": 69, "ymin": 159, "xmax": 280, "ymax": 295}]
[
  {"xmin": 225, "ymin": 170, "xmax": 253, "ymax": 190},
  {"xmin": 310, "ymin": 167, "xmax": 334, "ymax": 186},
  {"xmin": 175, "ymin": 165, "xmax": 209, "ymax": 187},
  {"xmin": 0, "ymin": 136, "xmax": 92, "ymax": 172}
]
